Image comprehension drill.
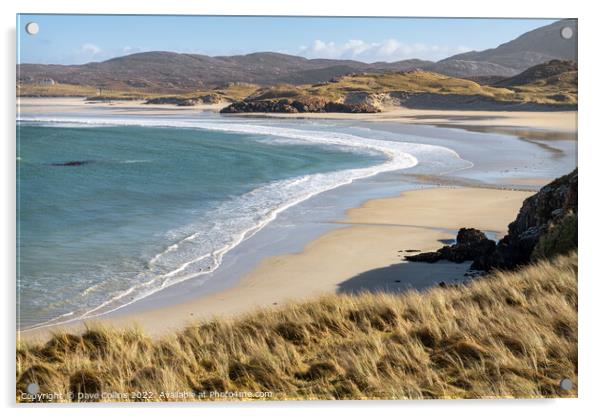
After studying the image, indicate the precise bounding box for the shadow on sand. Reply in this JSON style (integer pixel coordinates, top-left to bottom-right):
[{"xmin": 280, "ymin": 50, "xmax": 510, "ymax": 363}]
[{"xmin": 337, "ymin": 260, "xmax": 471, "ymax": 294}]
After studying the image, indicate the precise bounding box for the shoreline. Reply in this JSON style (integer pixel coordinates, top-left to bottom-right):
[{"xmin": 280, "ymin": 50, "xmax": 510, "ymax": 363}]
[
  {"xmin": 17, "ymin": 97, "xmax": 575, "ymax": 343},
  {"xmin": 17, "ymin": 97, "xmax": 577, "ymax": 134},
  {"xmin": 20, "ymin": 186, "xmax": 534, "ymax": 342}
]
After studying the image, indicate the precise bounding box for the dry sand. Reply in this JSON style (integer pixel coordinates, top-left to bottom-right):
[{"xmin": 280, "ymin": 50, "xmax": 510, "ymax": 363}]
[
  {"xmin": 229, "ymin": 107, "xmax": 577, "ymax": 133},
  {"xmin": 19, "ymin": 186, "xmax": 533, "ymax": 341},
  {"xmin": 17, "ymin": 97, "xmax": 227, "ymax": 116}
]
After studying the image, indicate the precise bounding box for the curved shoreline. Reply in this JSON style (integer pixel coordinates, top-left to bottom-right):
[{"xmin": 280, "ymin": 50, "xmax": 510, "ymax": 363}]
[
  {"xmin": 19, "ymin": 185, "xmax": 535, "ymax": 342},
  {"xmin": 16, "ymin": 98, "xmax": 576, "ymax": 342},
  {"xmin": 19, "ymin": 118, "xmax": 449, "ymax": 331},
  {"xmin": 17, "ymin": 98, "xmax": 577, "ymax": 134},
  {"xmin": 19, "ymin": 113, "xmax": 489, "ymax": 331}
]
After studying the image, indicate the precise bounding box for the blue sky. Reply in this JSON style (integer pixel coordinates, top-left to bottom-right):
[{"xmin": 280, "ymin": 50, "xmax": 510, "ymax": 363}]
[{"xmin": 17, "ymin": 15, "xmax": 558, "ymax": 64}]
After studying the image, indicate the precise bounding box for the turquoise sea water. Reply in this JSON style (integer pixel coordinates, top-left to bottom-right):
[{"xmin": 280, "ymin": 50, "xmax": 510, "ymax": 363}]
[
  {"xmin": 17, "ymin": 123, "xmax": 391, "ymax": 328},
  {"xmin": 18, "ymin": 112, "xmax": 492, "ymax": 329}
]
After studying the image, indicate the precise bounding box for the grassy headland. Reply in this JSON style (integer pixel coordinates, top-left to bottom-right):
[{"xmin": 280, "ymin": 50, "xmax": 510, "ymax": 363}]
[
  {"xmin": 220, "ymin": 61, "xmax": 577, "ymax": 113},
  {"xmin": 18, "ymin": 60, "xmax": 576, "ymax": 112},
  {"xmin": 17, "ymin": 252, "xmax": 577, "ymax": 402}
]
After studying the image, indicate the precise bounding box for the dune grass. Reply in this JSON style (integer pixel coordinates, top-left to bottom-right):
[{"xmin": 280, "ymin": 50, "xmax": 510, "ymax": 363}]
[
  {"xmin": 222, "ymin": 70, "xmax": 576, "ymax": 107},
  {"xmin": 310, "ymin": 71, "xmax": 516, "ymax": 98},
  {"xmin": 242, "ymin": 71, "xmax": 516, "ymax": 104},
  {"xmin": 17, "ymin": 252, "xmax": 577, "ymax": 402}
]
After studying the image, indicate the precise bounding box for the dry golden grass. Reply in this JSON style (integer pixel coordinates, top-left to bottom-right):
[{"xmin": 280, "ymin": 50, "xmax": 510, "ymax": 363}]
[
  {"xmin": 17, "ymin": 252, "xmax": 577, "ymax": 402},
  {"xmin": 18, "ymin": 83, "xmax": 105, "ymax": 98},
  {"xmin": 509, "ymin": 70, "xmax": 578, "ymax": 105},
  {"xmin": 311, "ymin": 71, "xmax": 515, "ymax": 98},
  {"xmin": 222, "ymin": 70, "xmax": 575, "ymax": 106}
]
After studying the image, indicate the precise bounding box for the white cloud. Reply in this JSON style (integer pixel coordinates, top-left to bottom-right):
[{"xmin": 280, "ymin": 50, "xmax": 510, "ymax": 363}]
[
  {"xmin": 81, "ymin": 43, "xmax": 101, "ymax": 55},
  {"xmin": 299, "ymin": 38, "xmax": 473, "ymax": 62}
]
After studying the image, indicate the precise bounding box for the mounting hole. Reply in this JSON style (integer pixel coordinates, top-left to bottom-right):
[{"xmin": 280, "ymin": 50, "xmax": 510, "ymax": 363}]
[
  {"xmin": 560, "ymin": 26, "xmax": 573, "ymax": 40},
  {"xmin": 559, "ymin": 378, "xmax": 573, "ymax": 391},
  {"xmin": 26, "ymin": 382, "xmax": 40, "ymax": 395},
  {"xmin": 25, "ymin": 22, "xmax": 39, "ymax": 35}
]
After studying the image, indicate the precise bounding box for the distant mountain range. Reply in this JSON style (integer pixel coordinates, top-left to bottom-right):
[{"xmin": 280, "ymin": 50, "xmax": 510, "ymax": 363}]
[
  {"xmin": 17, "ymin": 19, "xmax": 576, "ymax": 93},
  {"xmin": 433, "ymin": 19, "xmax": 577, "ymax": 77}
]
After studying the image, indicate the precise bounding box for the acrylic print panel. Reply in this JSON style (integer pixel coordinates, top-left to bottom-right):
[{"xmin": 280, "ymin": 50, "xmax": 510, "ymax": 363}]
[{"xmin": 16, "ymin": 14, "xmax": 577, "ymax": 402}]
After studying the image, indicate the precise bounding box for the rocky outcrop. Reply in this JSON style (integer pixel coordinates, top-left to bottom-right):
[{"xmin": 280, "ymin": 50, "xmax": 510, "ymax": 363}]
[
  {"xmin": 220, "ymin": 99, "xmax": 300, "ymax": 113},
  {"xmin": 144, "ymin": 97, "xmax": 200, "ymax": 106},
  {"xmin": 220, "ymin": 98, "xmax": 381, "ymax": 114},
  {"xmin": 473, "ymin": 169, "xmax": 577, "ymax": 270},
  {"xmin": 199, "ymin": 94, "xmax": 223, "ymax": 104},
  {"xmin": 406, "ymin": 169, "xmax": 577, "ymax": 271},
  {"xmin": 406, "ymin": 228, "xmax": 495, "ymax": 263},
  {"xmin": 343, "ymin": 92, "xmax": 395, "ymax": 111},
  {"xmin": 145, "ymin": 94, "xmax": 224, "ymax": 106}
]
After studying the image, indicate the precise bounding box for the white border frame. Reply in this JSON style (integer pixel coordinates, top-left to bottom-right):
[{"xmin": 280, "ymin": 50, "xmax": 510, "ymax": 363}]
[{"xmin": 2, "ymin": 1, "xmax": 599, "ymax": 414}]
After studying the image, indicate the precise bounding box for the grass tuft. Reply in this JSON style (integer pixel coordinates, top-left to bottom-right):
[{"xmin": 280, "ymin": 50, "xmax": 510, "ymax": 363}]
[{"xmin": 69, "ymin": 369, "xmax": 103, "ymax": 402}]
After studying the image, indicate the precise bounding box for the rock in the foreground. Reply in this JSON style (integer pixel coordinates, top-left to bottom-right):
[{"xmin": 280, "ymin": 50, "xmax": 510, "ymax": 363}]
[
  {"xmin": 405, "ymin": 228, "xmax": 495, "ymax": 263},
  {"xmin": 474, "ymin": 169, "xmax": 577, "ymax": 270},
  {"xmin": 406, "ymin": 169, "xmax": 578, "ymax": 271}
]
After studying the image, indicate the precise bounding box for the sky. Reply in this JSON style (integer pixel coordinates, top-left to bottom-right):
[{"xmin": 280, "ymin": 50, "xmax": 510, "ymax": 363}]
[{"xmin": 17, "ymin": 15, "xmax": 558, "ymax": 65}]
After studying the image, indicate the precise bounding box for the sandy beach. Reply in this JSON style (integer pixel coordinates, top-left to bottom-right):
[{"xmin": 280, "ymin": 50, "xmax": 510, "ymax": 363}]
[
  {"xmin": 18, "ymin": 97, "xmax": 577, "ymax": 133},
  {"xmin": 232, "ymin": 107, "xmax": 577, "ymax": 134},
  {"xmin": 111, "ymin": 187, "xmax": 533, "ymax": 335},
  {"xmin": 20, "ymin": 186, "xmax": 533, "ymax": 341},
  {"xmin": 17, "ymin": 97, "xmax": 226, "ymax": 115}
]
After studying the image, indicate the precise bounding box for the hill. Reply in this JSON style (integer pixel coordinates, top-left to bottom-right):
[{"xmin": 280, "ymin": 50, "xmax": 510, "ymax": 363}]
[
  {"xmin": 17, "ymin": 20, "xmax": 577, "ymax": 96},
  {"xmin": 495, "ymin": 59, "xmax": 577, "ymax": 87},
  {"xmin": 221, "ymin": 62, "xmax": 577, "ymax": 113},
  {"xmin": 17, "ymin": 51, "xmax": 432, "ymax": 94},
  {"xmin": 432, "ymin": 19, "xmax": 577, "ymax": 76}
]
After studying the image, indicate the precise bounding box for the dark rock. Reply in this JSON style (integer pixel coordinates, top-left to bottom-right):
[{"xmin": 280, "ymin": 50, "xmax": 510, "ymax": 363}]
[
  {"xmin": 50, "ymin": 160, "xmax": 94, "ymax": 167},
  {"xmin": 144, "ymin": 97, "xmax": 200, "ymax": 106},
  {"xmin": 199, "ymin": 94, "xmax": 223, "ymax": 104},
  {"xmin": 220, "ymin": 98, "xmax": 381, "ymax": 114},
  {"xmin": 405, "ymin": 169, "xmax": 577, "ymax": 272},
  {"xmin": 405, "ymin": 251, "xmax": 442, "ymax": 263},
  {"xmin": 474, "ymin": 169, "xmax": 577, "ymax": 270},
  {"xmin": 406, "ymin": 228, "xmax": 495, "ymax": 264}
]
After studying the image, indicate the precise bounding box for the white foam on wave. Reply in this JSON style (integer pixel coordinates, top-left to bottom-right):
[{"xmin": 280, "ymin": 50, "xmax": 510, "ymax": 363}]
[{"xmin": 20, "ymin": 115, "xmax": 472, "ymax": 331}]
